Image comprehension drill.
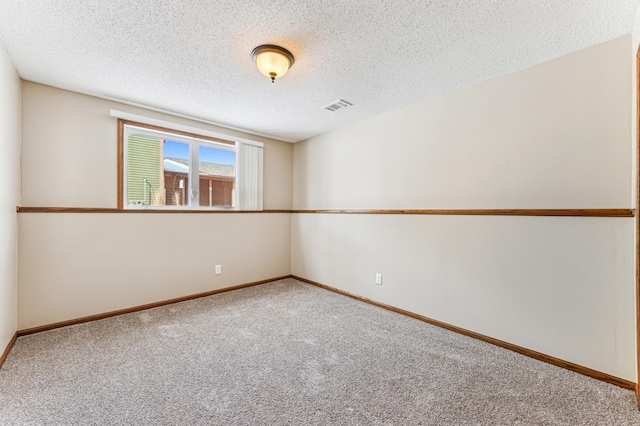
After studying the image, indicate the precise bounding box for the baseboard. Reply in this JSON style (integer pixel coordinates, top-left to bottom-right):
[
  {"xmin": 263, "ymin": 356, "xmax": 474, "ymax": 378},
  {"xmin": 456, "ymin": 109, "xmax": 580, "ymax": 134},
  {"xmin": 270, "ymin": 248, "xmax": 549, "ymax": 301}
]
[
  {"xmin": 12, "ymin": 273, "xmax": 636, "ymax": 392},
  {"xmin": 17, "ymin": 275, "xmax": 292, "ymax": 337},
  {"xmin": 0, "ymin": 332, "xmax": 18, "ymax": 369},
  {"xmin": 292, "ymin": 275, "xmax": 636, "ymax": 391}
]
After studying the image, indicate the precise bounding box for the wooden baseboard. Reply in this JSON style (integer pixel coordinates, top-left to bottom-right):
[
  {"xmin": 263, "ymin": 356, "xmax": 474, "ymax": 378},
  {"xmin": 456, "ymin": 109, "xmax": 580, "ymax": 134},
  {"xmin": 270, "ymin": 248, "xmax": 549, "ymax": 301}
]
[
  {"xmin": 17, "ymin": 276, "xmax": 291, "ymax": 336},
  {"xmin": 292, "ymin": 275, "xmax": 636, "ymax": 391},
  {"xmin": 11, "ymin": 274, "xmax": 637, "ymax": 392},
  {"xmin": 0, "ymin": 332, "xmax": 18, "ymax": 369}
]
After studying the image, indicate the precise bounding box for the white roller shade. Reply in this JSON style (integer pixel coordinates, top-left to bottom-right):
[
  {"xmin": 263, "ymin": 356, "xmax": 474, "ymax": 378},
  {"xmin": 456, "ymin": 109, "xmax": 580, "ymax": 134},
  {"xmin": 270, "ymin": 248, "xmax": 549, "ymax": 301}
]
[{"xmin": 237, "ymin": 142, "xmax": 263, "ymax": 210}]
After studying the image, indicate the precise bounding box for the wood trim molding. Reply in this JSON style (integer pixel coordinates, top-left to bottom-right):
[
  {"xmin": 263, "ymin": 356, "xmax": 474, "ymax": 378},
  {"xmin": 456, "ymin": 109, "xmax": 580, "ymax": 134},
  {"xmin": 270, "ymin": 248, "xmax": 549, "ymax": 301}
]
[
  {"xmin": 636, "ymin": 45, "xmax": 640, "ymax": 407},
  {"xmin": 7, "ymin": 273, "xmax": 636, "ymax": 392},
  {"xmin": 17, "ymin": 276, "xmax": 291, "ymax": 336},
  {"xmin": 120, "ymin": 118, "xmax": 235, "ymax": 146},
  {"xmin": 117, "ymin": 119, "xmax": 124, "ymax": 209},
  {"xmin": 16, "ymin": 207, "xmax": 635, "ymax": 217},
  {"xmin": 291, "ymin": 209, "xmax": 635, "ymax": 217},
  {"xmin": 17, "ymin": 207, "xmax": 291, "ymax": 214},
  {"xmin": 0, "ymin": 332, "xmax": 18, "ymax": 369},
  {"xmin": 292, "ymin": 275, "xmax": 637, "ymax": 391}
]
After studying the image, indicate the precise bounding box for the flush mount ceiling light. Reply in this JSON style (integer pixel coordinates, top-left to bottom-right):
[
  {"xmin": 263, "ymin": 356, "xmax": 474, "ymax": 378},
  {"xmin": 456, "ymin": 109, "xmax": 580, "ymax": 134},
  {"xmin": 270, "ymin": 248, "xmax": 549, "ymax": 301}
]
[{"xmin": 251, "ymin": 44, "xmax": 295, "ymax": 83}]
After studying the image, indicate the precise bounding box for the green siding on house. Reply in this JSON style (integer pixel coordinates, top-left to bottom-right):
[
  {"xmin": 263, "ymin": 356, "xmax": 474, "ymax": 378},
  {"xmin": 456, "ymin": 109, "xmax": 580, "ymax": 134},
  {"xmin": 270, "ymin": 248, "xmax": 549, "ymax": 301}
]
[{"xmin": 127, "ymin": 135, "xmax": 161, "ymax": 205}]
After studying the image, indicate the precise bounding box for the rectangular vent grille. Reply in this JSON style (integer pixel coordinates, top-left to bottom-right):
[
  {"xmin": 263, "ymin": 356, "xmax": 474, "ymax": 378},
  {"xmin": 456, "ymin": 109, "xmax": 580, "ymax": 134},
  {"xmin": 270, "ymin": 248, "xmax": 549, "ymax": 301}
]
[{"xmin": 323, "ymin": 99, "xmax": 352, "ymax": 112}]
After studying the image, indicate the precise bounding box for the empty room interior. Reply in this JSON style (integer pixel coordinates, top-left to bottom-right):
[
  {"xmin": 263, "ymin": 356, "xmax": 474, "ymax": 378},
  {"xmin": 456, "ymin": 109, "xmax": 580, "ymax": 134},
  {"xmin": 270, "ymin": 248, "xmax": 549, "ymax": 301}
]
[{"xmin": 3, "ymin": 1, "xmax": 640, "ymax": 424}]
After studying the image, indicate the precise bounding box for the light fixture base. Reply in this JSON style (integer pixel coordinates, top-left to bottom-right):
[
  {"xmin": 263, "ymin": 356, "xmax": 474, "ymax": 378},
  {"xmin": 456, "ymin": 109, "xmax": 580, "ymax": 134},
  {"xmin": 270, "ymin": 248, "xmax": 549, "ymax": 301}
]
[
  {"xmin": 251, "ymin": 44, "xmax": 295, "ymax": 83},
  {"xmin": 251, "ymin": 44, "xmax": 295, "ymax": 67}
]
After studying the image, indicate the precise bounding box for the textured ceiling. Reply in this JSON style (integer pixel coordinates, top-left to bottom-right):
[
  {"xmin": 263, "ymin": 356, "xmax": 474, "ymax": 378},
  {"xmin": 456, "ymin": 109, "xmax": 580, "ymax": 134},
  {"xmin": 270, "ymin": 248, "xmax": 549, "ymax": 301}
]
[{"xmin": 0, "ymin": 1, "xmax": 639, "ymax": 142}]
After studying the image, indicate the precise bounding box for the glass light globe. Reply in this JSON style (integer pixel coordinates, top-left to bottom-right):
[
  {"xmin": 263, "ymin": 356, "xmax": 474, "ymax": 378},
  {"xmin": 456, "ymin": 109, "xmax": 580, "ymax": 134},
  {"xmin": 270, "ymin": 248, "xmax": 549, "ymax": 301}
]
[{"xmin": 251, "ymin": 45, "xmax": 295, "ymax": 83}]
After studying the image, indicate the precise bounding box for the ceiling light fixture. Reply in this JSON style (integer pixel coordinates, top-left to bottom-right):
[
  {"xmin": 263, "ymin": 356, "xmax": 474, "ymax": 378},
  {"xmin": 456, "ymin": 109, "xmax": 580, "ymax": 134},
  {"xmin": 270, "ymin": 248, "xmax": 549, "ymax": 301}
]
[{"xmin": 251, "ymin": 44, "xmax": 295, "ymax": 83}]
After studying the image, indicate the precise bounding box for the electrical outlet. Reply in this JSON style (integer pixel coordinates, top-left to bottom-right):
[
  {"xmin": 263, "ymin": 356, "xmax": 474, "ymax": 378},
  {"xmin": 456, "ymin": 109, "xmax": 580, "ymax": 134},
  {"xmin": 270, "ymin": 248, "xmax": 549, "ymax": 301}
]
[
  {"xmin": 375, "ymin": 273, "xmax": 382, "ymax": 285},
  {"xmin": 215, "ymin": 265, "xmax": 222, "ymax": 275}
]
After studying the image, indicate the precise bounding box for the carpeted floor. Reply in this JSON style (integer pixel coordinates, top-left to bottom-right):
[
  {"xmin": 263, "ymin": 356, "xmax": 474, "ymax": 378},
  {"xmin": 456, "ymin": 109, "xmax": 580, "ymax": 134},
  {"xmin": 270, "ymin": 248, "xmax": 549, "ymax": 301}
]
[{"xmin": 1, "ymin": 278, "xmax": 639, "ymax": 425}]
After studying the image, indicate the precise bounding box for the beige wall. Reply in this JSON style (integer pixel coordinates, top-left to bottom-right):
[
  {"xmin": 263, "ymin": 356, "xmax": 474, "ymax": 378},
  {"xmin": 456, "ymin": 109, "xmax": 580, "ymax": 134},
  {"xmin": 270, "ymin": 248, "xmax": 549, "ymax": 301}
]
[
  {"xmin": 19, "ymin": 83, "xmax": 293, "ymax": 328},
  {"xmin": 21, "ymin": 82, "xmax": 293, "ymax": 210},
  {"xmin": 633, "ymin": 10, "xmax": 640, "ymax": 209},
  {"xmin": 294, "ymin": 37, "xmax": 632, "ymax": 210},
  {"xmin": 292, "ymin": 214, "xmax": 635, "ymax": 380},
  {"xmin": 0, "ymin": 40, "xmax": 20, "ymax": 353},
  {"xmin": 19, "ymin": 213, "xmax": 291, "ymax": 329},
  {"xmin": 292, "ymin": 36, "xmax": 636, "ymax": 380}
]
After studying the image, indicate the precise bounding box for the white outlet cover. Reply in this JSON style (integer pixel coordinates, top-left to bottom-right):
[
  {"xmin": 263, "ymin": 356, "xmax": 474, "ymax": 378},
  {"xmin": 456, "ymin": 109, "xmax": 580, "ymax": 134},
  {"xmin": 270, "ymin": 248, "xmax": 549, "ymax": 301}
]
[
  {"xmin": 375, "ymin": 273, "xmax": 382, "ymax": 285},
  {"xmin": 215, "ymin": 265, "xmax": 222, "ymax": 275}
]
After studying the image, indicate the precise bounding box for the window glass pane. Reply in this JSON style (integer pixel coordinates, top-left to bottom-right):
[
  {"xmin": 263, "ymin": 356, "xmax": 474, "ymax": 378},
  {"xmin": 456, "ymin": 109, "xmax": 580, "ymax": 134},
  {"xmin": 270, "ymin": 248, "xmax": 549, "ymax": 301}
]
[
  {"xmin": 163, "ymin": 140, "xmax": 191, "ymax": 207},
  {"xmin": 123, "ymin": 124, "xmax": 247, "ymax": 210},
  {"xmin": 198, "ymin": 145, "xmax": 236, "ymax": 207}
]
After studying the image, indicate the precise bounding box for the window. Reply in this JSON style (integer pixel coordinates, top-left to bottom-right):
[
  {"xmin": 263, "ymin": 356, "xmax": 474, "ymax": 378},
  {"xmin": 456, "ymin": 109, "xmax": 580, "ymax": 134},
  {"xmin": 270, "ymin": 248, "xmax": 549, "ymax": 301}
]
[{"xmin": 117, "ymin": 119, "xmax": 263, "ymax": 210}]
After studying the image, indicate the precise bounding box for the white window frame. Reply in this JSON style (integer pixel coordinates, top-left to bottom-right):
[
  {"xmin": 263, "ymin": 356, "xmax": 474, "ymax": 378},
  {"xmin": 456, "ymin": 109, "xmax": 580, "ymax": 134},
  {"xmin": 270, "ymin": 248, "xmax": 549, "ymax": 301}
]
[
  {"xmin": 123, "ymin": 124, "xmax": 238, "ymax": 209},
  {"xmin": 115, "ymin": 111, "xmax": 264, "ymax": 211}
]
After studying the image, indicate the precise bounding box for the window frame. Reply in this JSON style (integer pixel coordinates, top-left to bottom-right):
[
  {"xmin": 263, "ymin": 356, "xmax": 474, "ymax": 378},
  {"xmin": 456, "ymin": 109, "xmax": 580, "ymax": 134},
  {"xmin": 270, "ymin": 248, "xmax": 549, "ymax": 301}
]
[{"xmin": 117, "ymin": 119, "xmax": 237, "ymax": 210}]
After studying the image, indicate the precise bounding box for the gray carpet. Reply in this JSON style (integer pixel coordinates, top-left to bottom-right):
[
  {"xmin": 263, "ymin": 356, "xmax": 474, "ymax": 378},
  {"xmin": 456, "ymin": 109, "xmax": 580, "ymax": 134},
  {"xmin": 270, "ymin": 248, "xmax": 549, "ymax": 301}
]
[{"xmin": 1, "ymin": 278, "xmax": 638, "ymax": 425}]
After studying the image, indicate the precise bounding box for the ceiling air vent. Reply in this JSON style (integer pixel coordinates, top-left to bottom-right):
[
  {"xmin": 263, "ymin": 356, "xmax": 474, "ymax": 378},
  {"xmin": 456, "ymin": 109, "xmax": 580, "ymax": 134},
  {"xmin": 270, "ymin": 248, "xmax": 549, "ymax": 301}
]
[{"xmin": 323, "ymin": 99, "xmax": 352, "ymax": 112}]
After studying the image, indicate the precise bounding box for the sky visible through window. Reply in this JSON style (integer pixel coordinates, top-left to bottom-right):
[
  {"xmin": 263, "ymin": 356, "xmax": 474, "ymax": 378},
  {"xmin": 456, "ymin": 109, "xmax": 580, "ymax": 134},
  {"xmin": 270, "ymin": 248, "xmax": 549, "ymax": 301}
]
[{"xmin": 164, "ymin": 140, "xmax": 236, "ymax": 165}]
